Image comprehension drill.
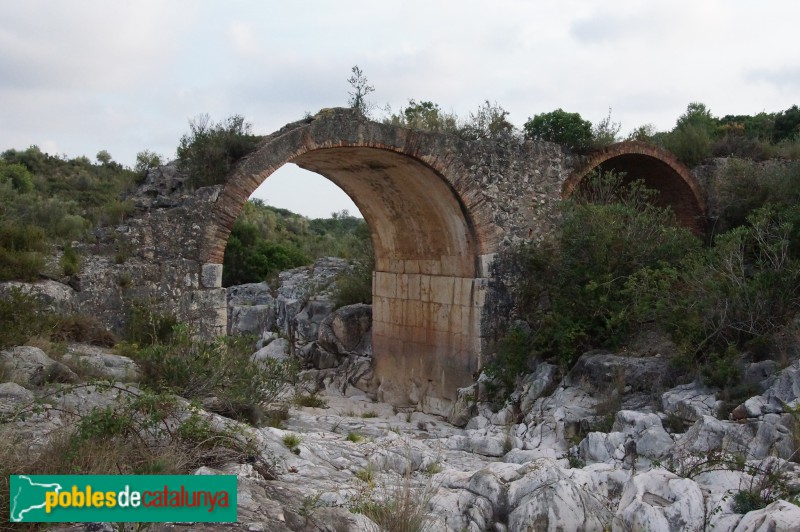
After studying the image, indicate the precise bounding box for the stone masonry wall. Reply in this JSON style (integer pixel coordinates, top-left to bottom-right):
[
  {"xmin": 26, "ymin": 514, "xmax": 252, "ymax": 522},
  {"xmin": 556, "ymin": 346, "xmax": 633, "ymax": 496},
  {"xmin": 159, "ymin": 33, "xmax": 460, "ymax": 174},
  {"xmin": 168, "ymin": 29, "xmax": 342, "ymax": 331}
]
[{"xmin": 68, "ymin": 110, "xmax": 709, "ymax": 414}]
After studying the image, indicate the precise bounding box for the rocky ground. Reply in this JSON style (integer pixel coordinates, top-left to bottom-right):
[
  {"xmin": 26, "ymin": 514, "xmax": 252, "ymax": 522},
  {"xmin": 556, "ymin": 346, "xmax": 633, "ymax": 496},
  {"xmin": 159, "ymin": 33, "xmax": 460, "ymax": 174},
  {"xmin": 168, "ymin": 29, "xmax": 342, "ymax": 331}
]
[{"xmin": 2, "ymin": 258, "xmax": 800, "ymax": 531}]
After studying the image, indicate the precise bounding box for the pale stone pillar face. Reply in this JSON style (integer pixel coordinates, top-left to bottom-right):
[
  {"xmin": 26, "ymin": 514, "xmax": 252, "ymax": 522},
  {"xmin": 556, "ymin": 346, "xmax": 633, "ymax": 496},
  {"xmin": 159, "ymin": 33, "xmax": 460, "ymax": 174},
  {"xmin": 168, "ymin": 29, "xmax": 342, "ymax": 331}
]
[{"xmin": 372, "ymin": 269, "xmax": 485, "ymax": 415}]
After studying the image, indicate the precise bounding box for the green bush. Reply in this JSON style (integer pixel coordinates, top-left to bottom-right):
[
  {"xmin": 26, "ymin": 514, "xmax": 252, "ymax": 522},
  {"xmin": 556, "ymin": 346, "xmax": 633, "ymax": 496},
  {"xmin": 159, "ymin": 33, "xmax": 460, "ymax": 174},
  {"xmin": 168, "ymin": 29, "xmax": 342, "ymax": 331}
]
[
  {"xmin": 484, "ymin": 325, "xmax": 534, "ymax": 395},
  {"xmin": 0, "ymin": 288, "xmax": 49, "ymax": 349},
  {"xmin": 125, "ymin": 303, "xmax": 178, "ymax": 346},
  {"xmin": 668, "ymin": 206, "xmax": 800, "ymax": 357},
  {"xmin": 222, "ymin": 220, "xmax": 310, "ymax": 286},
  {"xmin": 177, "ymin": 114, "xmax": 262, "ymax": 189},
  {"xmin": 514, "ymin": 171, "xmax": 700, "ymax": 366},
  {"xmin": 60, "ymin": 242, "xmax": 81, "ymax": 276},
  {"xmin": 523, "ymin": 108, "xmax": 593, "ymax": 151},
  {"xmin": 0, "ymin": 161, "xmax": 34, "ymax": 193},
  {"xmin": 459, "ymin": 100, "xmax": 514, "ymax": 140},
  {"xmin": 131, "ymin": 324, "xmax": 298, "ymax": 423},
  {"xmin": 385, "ymin": 100, "xmax": 459, "ymax": 133}
]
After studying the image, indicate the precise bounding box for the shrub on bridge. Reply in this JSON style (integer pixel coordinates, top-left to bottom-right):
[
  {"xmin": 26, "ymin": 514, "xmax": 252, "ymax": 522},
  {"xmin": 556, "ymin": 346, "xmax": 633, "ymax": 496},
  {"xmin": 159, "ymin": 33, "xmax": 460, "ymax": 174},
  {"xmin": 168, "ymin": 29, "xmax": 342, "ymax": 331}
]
[
  {"xmin": 523, "ymin": 108, "xmax": 593, "ymax": 151},
  {"xmin": 177, "ymin": 114, "xmax": 262, "ymax": 189}
]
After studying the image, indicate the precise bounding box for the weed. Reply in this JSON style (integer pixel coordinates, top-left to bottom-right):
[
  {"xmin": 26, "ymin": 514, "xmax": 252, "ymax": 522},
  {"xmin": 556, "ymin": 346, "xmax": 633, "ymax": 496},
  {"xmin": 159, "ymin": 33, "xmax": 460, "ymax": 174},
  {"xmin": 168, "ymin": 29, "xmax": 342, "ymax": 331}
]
[
  {"xmin": 350, "ymin": 466, "xmax": 438, "ymax": 532},
  {"xmin": 283, "ymin": 433, "xmax": 302, "ymax": 451},
  {"xmin": 355, "ymin": 463, "xmax": 375, "ymax": 485},
  {"xmin": 130, "ymin": 324, "xmax": 297, "ymax": 424},
  {"xmin": 567, "ymin": 453, "xmax": 586, "ymax": 469},
  {"xmin": 346, "ymin": 432, "xmax": 363, "ymax": 443},
  {"xmin": 423, "ymin": 462, "xmax": 442, "ymax": 475},
  {"xmin": 361, "ymin": 410, "xmax": 378, "ymax": 419},
  {"xmin": 294, "ymin": 391, "xmax": 328, "ymax": 409}
]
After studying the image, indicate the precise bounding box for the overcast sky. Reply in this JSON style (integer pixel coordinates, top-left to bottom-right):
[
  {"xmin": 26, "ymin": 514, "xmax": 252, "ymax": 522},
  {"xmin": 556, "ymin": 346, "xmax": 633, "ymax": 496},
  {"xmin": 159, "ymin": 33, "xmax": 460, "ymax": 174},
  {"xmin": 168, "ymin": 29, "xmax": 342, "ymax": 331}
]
[{"xmin": 2, "ymin": 1, "xmax": 798, "ymax": 218}]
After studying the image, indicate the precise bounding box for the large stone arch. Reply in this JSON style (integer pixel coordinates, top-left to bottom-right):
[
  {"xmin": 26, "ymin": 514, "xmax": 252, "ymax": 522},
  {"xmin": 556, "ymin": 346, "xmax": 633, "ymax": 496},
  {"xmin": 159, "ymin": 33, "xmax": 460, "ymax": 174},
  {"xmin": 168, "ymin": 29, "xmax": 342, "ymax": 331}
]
[
  {"xmin": 202, "ymin": 108, "xmax": 497, "ymax": 414},
  {"xmin": 563, "ymin": 141, "xmax": 707, "ymax": 232}
]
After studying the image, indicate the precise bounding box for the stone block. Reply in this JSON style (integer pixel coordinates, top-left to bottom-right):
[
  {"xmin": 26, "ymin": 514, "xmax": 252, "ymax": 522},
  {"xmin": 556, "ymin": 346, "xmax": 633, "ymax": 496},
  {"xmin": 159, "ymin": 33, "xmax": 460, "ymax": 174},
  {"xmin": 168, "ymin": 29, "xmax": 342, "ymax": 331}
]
[
  {"xmin": 449, "ymin": 304, "xmax": 463, "ymax": 331},
  {"xmin": 190, "ymin": 288, "xmax": 226, "ymax": 310},
  {"xmin": 461, "ymin": 278, "xmax": 475, "ymax": 307},
  {"xmin": 471, "ymin": 281, "xmax": 487, "ymax": 307},
  {"xmin": 201, "ymin": 263, "xmax": 223, "ymax": 288},
  {"xmin": 404, "ymin": 260, "xmax": 420, "ymax": 274},
  {"xmin": 440, "ymin": 255, "xmax": 460, "ymax": 277},
  {"xmin": 388, "ymin": 297, "xmax": 403, "ymax": 320},
  {"xmin": 430, "ymin": 275, "xmax": 455, "ymax": 304},
  {"xmin": 397, "ymin": 274, "xmax": 410, "ymax": 299},
  {"xmin": 374, "ymin": 272, "xmax": 397, "ymax": 298},
  {"xmin": 453, "ymin": 278, "xmax": 463, "ymax": 308},
  {"xmin": 407, "ymin": 274, "xmax": 421, "ymax": 300},
  {"xmin": 432, "ymin": 302, "xmax": 451, "ymax": 332},
  {"xmin": 478, "ymin": 253, "xmax": 496, "ymax": 277},
  {"xmin": 420, "ymin": 275, "xmax": 432, "ymax": 302}
]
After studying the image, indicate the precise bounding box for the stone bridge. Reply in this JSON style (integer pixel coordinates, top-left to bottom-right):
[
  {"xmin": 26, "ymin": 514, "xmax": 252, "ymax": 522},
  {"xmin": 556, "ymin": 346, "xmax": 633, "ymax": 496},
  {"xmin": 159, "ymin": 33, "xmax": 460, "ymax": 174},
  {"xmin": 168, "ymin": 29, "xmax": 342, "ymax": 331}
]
[{"xmin": 108, "ymin": 108, "xmax": 706, "ymax": 416}]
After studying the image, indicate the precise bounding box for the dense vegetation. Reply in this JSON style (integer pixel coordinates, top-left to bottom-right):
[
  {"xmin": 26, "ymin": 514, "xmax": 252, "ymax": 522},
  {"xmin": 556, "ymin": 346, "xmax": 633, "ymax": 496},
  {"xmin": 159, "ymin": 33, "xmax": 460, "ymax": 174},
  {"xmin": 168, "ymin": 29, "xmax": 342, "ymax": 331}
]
[
  {"xmin": 0, "ymin": 146, "xmax": 138, "ymax": 281},
  {"xmin": 222, "ymin": 200, "xmax": 372, "ymax": 287},
  {"xmin": 488, "ymin": 162, "xmax": 800, "ymax": 396}
]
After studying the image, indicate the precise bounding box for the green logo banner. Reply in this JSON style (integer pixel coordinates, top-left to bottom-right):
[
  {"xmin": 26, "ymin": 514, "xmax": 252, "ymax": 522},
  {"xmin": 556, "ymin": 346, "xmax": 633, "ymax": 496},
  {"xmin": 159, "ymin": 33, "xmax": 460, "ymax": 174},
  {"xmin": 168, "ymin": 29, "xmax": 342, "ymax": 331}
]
[{"xmin": 9, "ymin": 475, "xmax": 237, "ymax": 523}]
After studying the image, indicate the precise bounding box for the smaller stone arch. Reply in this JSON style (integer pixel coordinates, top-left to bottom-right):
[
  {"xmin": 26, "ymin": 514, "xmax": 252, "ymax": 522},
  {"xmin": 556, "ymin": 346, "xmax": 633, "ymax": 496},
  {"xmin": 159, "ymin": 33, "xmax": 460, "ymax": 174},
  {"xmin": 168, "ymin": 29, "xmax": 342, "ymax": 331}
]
[{"xmin": 563, "ymin": 141, "xmax": 707, "ymax": 233}]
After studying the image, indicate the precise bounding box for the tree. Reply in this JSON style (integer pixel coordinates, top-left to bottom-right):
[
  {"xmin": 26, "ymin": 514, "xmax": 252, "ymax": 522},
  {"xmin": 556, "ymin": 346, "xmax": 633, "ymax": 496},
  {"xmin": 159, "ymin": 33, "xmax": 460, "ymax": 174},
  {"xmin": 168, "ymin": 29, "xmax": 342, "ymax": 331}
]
[
  {"xmin": 523, "ymin": 109, "xmax": 593, "ymax": 151},
  {"xmin": 774, "ymin": 105, "xmax": 800, "ymax": 143},
  {"xmin": 592, "ymin": 108, "xmax": 622, "ymax": 148},
  {"xmin": 662, "ymin": 102, "xmax": 719, "ymax": 166},
  {"xmin": 96, "ymin": 150, "xmax": 113, "ymax": 165},
  {"xmin": 347, "ymin": 65, "xmax": 374, "ymax": 116},
  {"xmin": 676, "ymin": 102, "xmax": 717, "ymax": 132},
  {"xmin": 0, "ymin": 161, "xmax": 34, "ymax": 193},
  {"xmin": 134, "ymin": 150, "xmax": 162, "ymax": 175}
]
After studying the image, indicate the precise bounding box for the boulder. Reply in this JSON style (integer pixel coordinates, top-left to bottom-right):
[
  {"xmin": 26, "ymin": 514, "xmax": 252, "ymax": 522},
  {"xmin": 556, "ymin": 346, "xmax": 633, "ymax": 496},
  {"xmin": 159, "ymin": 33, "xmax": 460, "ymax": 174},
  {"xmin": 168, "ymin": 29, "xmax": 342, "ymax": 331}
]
[
  {"xmin": 734, "ymin": 500, "xmax": 800, "ymax": 532},
  {"xmin": 566, "ymin": 352, "xmax": 671, "ymax": 395},
  {"xmin": 252, "ymin": 338, "xmax": 290, "ymax": 362},
  {"xmin": 612, "ymin": 410, "xmax": 674, "ymax": 459},
  {"xmin": 507, "ymin": 459, "xmax": 614, "ymax": 531},
  {"xmin": 661, "ymin": 381, "xmax": 722, "ymax": 422},
  {"xmin": 762, "ymin": 359, "xmax": 800, "ymax": 412},
  {"xmin": 62, "ymin": 344, "xmax": 141, "ymax": 382},
  {"xmin": 317, "ymin": 303, "xmax": 371, "ymax": 356},
  {"xmin": 0, "ymin": 346, "xmax": 78, "ymax": 386},
  {"xmin": 230, "ymin": 304, "xmax": 275, "ymax": 336},
  {"xmin": 0, "ymin": 280, "xmax": 76, "ymax": 312},
  {"xmin": 614, "ymin": 469, "xmax": 705, "ymax": 532},
  {"xmin": 518, "ymin": 363, "xmax": 558, "ymax": 413},
  {"xmin": 0, "ymin": 382, "xmax": 34, "ymax": 416},
  {"xmin": 275, "ymin": 257, "xmax": 349, "ymax": 341},
  {"xmin": 671, "ymin": 414, "xmax": 795, "ymax": 461},
  {"xmin": 227, "ymin": 282, "xmax": 275, "ymax": 336}
]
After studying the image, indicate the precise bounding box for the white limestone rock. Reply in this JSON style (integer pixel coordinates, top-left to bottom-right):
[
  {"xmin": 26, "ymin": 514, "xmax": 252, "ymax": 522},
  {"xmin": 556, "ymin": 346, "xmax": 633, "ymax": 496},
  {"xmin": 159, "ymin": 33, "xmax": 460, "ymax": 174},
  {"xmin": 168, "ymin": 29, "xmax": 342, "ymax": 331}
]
[
  {"xmin": 0, "ymin": 346, "xmax": 78, "ymax": 386},
  {"xmin": 0, "ymin": 382, "xmax": 34, "ymax": 415},
  {"xmin": 661, "ymin": 381, "xmax": 722, "ymax": 422},
  {"xmin": 614, "ymin": 469, "xmax": 705, "ymax": 532},
  {"xmin": 252, "ymin": 337, "xmax": 290, "ymax": 362},
  {"xmin": 62, "ymin": 344, "xmax": 141, "ymax": 382},
  {"xmin": 734, "ymin": 500, "xmax": 800, "ymax": 532},
  {"xmin": 507, "ymin": 459, "xmax": 614, "ymax": 531}
]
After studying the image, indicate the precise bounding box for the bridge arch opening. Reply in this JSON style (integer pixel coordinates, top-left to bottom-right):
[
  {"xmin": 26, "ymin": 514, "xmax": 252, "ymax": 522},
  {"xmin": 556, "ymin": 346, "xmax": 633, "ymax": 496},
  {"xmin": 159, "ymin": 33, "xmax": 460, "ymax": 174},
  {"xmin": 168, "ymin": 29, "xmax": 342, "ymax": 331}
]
[
  {"xmin": 563, "ymin": 142, "xmax": 707, "ymax": 233},
  {"xmin": 209, "ymin": 134, "xmax": 485, "ymax": 414}
]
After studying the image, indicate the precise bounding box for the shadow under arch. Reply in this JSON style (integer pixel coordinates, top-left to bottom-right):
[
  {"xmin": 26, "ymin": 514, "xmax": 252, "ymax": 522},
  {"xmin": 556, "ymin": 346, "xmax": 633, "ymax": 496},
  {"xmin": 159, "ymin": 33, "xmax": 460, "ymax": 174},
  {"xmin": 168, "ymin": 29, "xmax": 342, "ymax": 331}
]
[
  {"xmin": 563, "ymin": 141, "xmax": 707, "ymax": 233},
  {"xmin": 203, "ymin": 109, "xmax": 488, "ymax": 414}
]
